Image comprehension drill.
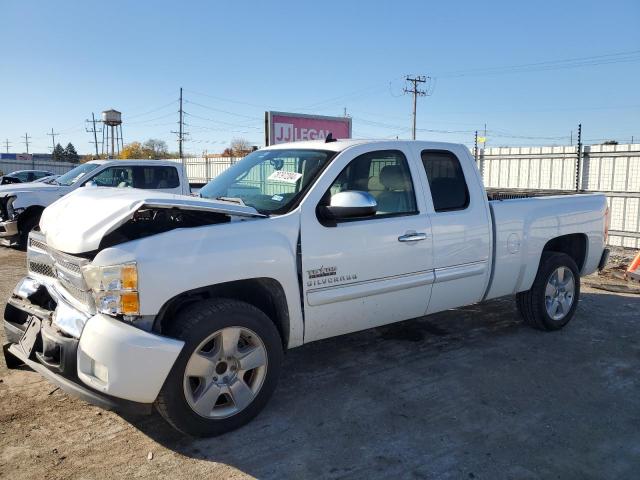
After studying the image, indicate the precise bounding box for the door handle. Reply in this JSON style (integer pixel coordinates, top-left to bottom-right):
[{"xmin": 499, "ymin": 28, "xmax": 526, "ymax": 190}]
[{"xmin": 398, "ymin": 232, "xmax": 428, "ymax": 242}]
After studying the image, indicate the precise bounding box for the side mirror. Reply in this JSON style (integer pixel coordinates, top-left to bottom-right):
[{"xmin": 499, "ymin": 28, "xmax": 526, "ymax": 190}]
[
  {"xmin": 84, "ymin": 181, "xmax": 97, "ymax": 187},
  {"xmin": 323, "ymin": 191, "xmax": 377, "ymax": 220}
]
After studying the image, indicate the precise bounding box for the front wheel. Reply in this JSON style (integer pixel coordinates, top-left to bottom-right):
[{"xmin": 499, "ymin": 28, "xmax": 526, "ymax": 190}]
[
  {"xmin": 155, "ymin": 299, "xmax": 283, "ymax": 436},
  {"xmin": 516, "ymin": 252, "xmax": 580, "ymax": 331}
]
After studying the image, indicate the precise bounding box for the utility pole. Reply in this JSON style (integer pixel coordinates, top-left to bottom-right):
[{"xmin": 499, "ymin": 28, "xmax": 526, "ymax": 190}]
[
  {"xmin": 47, "ymin": 128, "xmax": 60, "ymax": 152},
  {"xmin": 86, "ymin": 113, "xmax": 100, "ymax": 158},
  {"xmin": 23, "ymin": 133, "xmax": 31, "ymax": 153},
  {"xmin": 575, "ymin": 123, "xmax": 582, "ymax": 191},
  {"xmin": 172, "ymin": 87, "xmax": 189, "ymax": 163},
  {"xmin": 474, "ymin": 131, "xmax": 478, "ymax": 162},
  {"xmin": 570, "ymin": 130, "xmax": 573, "ymax": 146},
  {"xmin": 3, "ymin": 139, "xmax": 11, "ymax": 153},
  {"xmin": 403, "ymin": 75, "xmax": 428, "ymax": 140},
  {"xmin": 179, "ymin": 87, "xmax": 183, "ymax": 159}
]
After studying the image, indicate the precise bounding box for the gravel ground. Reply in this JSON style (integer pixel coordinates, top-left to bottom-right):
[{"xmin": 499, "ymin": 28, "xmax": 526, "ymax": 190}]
[{"xmin": 1, "ymin": 246, "xmax": 639, "ymax": 479}]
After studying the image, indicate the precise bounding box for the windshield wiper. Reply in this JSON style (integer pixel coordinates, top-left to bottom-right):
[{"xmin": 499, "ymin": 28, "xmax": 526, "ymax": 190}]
[{"xmin": 215, "ymin": 196, "xmax": 246, "ymax": 206}]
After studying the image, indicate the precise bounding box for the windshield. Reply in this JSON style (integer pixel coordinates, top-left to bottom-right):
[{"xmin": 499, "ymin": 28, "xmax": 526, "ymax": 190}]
[
  {"xmin": 199, "ymin": 149, "xmax": 336, "ymax": 214},
  {"xmin": 56, "ymin": 163, "xmax": 100, "ymax": 186}
]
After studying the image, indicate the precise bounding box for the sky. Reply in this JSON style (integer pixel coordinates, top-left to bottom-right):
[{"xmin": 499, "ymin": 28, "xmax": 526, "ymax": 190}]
[{"xmin": 1, "ymin": 0, "xmax": 639, "ymax": 155}]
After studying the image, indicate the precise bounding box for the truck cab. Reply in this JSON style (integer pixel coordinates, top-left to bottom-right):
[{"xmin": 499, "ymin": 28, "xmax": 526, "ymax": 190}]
[{"xmin": 0, "ymin": 159, "xmax": 189, "ymax": 247}]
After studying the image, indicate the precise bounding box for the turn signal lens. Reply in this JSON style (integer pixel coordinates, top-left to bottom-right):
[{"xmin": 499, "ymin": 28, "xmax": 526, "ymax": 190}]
[
  {"xmin": 121, "ymin": 264, "xmax": 138, "ymax": 290},
  {"xmin": 120, "ymin": 292, "xmax": 140, "ymax": 315}
]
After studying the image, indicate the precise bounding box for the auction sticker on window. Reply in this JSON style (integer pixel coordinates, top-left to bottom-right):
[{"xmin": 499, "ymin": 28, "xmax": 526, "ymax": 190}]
[{"xmin": 268, "ymin": 170, "xmax": 302, "ymax": 184}]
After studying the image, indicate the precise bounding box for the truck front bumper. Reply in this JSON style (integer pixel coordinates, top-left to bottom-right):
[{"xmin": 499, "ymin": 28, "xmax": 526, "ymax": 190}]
[
  {"xmin": 0, "ymin": 220, "xmax": 18, "ymax": 245},
  {"xmin": 3, "ymin": 276, "xmax": 184, "ymax": 412}
]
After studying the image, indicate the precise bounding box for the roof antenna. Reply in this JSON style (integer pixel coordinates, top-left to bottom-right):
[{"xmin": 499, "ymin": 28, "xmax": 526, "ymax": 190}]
[{"xmin": 325, "ymin": 132, "xmax": 337, "ymax": 143}]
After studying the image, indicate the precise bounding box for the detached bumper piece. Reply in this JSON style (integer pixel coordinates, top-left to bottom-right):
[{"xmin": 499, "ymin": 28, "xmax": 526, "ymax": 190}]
[
  {"xmin": 598, "ymin": 248, "xmax": 610, "ymax": 271},
  {"xmin": 0, "ymin": 220, "xmax": 18, "ymax": 245},
  {"xmin": 3, "ymin": 296, "xmax": 153, "ymax": 415}
]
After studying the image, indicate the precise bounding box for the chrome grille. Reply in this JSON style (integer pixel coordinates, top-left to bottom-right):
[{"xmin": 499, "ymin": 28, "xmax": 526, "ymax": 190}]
[
  {"xmin": 29, "ymin": 237, "xmax": 48, "ymax": 251},
  {"xmin": 28, "ymin": 261, "xmax": 55, "ymax": 278},
  {"xmin": 48, "ymin": 248, "xmax": 83, "ymax": 274},
  {"xmin": 26, "ymin": 231, "xmax": 94, "ymax": 310},
  {"xmin": 58, "ymin": 277, "xmax": 94, "ymax": 306}
]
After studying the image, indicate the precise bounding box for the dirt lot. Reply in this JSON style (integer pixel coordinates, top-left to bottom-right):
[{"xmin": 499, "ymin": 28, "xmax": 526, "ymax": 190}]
[{"xmin": 1, "ymin": 247, "xmax": 639, "ymax": 479}]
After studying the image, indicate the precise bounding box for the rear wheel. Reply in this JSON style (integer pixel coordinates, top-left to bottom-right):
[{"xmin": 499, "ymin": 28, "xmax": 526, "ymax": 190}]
[
  {"xmin": 155, "ymin": 299, "xmax": 283, "ymax": 436},
  {"xmin": 516, "ymin": 252, "xmax": 580, "ymax": 331}
]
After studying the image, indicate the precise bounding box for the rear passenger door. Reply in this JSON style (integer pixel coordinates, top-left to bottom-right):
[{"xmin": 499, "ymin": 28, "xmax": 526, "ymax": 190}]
[
  {"xmin": 300, "ymin": 145, "xmax": 434, "ymax": 343},
  {"xmin": 413, "ymin": 147, "xmax": 492, "ymax": 314}
]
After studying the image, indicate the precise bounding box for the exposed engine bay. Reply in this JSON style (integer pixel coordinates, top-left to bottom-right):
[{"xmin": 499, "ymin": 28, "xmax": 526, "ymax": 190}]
[{"xmin": 98, "ymin": 207, "xmax": 231, "ymax": 250}]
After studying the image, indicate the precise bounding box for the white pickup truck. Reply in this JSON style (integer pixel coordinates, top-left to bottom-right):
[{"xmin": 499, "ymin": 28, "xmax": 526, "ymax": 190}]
[
  {"xmin": 3, "ymin": 139, "xmax": 609, "ymax": 437},
  {"xmin": 0, "ymin": 159, "xmax": 190, "ymax": 247}
]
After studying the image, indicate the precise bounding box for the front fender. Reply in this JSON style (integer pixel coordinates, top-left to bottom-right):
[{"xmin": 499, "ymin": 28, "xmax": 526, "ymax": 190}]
[{"xmin": 91, "ymin": 212, "xmax": 304, "ymax": 347}]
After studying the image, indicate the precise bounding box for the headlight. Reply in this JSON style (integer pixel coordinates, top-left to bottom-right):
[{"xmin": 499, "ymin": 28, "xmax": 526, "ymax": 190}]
[
  {"xmin": 6, "ymin": 196, "xmax": 22, "ymax": 220},
  {"xmin": 81, "ymin": 262, "xmax": 139, "ymax": 316}
]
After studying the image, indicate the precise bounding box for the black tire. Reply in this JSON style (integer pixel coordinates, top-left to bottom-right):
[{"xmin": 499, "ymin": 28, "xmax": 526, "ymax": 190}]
[
  {"xmin": 18, "ymin": 212, "xmax": 41, "ymax": 250},
  {"xmin": 155, "ymin": 298, "xmax": 283, "ymax": 437},
  {"xmin": 516, "ymin": 252, "xmax": 580, "ymax": 331}
]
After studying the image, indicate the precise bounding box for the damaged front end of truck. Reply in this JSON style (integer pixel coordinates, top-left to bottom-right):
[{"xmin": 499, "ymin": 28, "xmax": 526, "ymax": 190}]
[{"xmin": 3, "ymin": 187, "xmax": 266, "ymax": 412}]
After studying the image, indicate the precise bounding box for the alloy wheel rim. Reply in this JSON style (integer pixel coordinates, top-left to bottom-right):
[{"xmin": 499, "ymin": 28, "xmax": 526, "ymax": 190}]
[
  {"xmin": 544, "ymin": 266, "xmax": 575, "ymax": 321},
  {"xmin": 183, "ymin": 326, "xmax": 268, "ymax": 419}
]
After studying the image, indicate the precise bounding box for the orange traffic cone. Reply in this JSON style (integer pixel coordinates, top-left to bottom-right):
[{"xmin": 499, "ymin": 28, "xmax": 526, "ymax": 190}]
[{"xmin": 627, "ymin": 252, "xmax": 640, "ymax": 282}]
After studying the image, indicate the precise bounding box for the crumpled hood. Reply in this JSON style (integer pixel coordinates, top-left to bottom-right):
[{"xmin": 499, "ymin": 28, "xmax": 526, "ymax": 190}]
[
  {"xmin": 0, "ymin": 182, "xmax": 61, "ymax": 197},
  {"xmin": 40, "ymin": 187, "xmax": 264, "ymax": 254}
]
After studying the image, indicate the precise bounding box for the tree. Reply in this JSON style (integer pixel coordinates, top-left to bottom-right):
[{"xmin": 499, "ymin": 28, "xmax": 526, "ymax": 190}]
[
  {"xmin": 143, "ymin": 139, "xmax": 169, "ymax": 158},
  {"xmin": 230, "ymin": 138, "xmax": 252, "ymax": 157},
  {"xmin": 63, "ymin": 143, "xmax": 79, "ymax": 163},
  {"xmin": 120, "ymin": 139, "xmax": 174, "ymax": 159},
  {"xmin": 52, "ymin": 143, "xmax": 65, "ymax": 161},
  {"xmin": 120, "ymin": 141, "xmax": 146, "ymax": 159}
]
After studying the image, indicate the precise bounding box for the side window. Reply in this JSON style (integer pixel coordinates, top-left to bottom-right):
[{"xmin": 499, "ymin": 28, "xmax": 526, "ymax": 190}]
[
  {"xmin": 326, "ymin": 150, "xmax": 417, "ymax": 216},
  {"xmin": 90, "ymin": 167, "xmax": 134, "ymax": 188},
  {"xmin": 421, "ymin": 150, "xmax": 470, "ymax": 212},
  {"xmin": 133, "ymin": 166, "xmax": 180, "ymax": 189}
]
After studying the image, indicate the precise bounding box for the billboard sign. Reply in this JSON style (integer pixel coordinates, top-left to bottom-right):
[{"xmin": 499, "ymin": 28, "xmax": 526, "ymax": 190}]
[{"xmin": 265, "ymin": 111, "xmax": 352, "ymax": 146}]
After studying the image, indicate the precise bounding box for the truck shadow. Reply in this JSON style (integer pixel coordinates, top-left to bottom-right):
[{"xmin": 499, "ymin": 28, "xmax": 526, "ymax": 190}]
[{"xmin": 123, "ymin": 291, "xmax": 640, "ymax": 479}]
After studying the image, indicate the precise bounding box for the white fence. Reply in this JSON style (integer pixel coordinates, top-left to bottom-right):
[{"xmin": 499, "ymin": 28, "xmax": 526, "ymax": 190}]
[
  {"xmin": 480, "ymin": 144, "xmax": 640, "ymax": 248},
  {"xmin": 0, "ymin": 159, "xmax": 77, "ymax": 176},
  {"xmin": 4, "ymin": 150, "xmax": 638, "ymax": 248}
]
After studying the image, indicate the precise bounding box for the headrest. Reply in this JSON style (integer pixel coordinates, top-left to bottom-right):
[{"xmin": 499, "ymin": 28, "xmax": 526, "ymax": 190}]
[
  {"xmin": 379, "ymin": 165, "xmax": 406, "ymax": 191},
  {"xmin": 368, "ymin": 175, "xmax": 384, "ymax": 192}
]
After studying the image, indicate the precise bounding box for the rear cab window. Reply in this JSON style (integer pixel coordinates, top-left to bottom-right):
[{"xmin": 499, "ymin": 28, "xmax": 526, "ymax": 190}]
[
  {"xmin": 133, "ymin": 166, "xmax": 180, "ymax": 189},
  {"xmin": 420, "ymin": 150, "xmax": 470, "ymax": 212}
]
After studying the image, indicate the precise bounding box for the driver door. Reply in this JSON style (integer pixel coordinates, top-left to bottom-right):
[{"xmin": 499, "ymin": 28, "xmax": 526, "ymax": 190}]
[{"xmin": 300, "ymin": 145, "xmax": 434, "ymax": 343}]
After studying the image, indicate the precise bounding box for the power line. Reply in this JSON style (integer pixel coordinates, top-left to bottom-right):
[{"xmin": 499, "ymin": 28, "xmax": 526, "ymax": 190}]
[
  {"xmin": 125, "ymin": 99, "xmax": 178, "ymax": 120},
  {"xmin": 403, "ymin": 75, "xmax": 428, "ymax": 140},
  {"xmin": 435, "ymin": 49, "xmax": 640, "ymax": 78},
  {"xmin": 184, "ymin": 99, "xmax": 262, "ymax": 121}
]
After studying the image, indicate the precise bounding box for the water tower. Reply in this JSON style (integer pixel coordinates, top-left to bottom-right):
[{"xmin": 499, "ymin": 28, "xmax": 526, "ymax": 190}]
[{"xmin": 101, "ymin": 109, "xmax": 123, "ymax": 158}]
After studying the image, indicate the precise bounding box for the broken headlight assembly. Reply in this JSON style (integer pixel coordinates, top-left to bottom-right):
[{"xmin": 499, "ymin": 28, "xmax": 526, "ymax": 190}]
[
  {"xmin": 81, "ymin": 262, "xmax": 140, "ymax": 316},
  {"xmin": 4, "ymin": 196, "xmax": 23, "ymax": 220}
]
